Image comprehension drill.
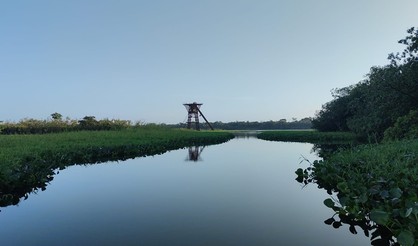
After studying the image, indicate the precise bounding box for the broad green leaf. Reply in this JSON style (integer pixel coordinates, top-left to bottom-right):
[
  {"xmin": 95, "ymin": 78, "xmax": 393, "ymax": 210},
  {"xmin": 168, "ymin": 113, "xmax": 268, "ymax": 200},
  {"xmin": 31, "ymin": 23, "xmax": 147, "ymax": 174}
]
[
  {"xmin": 337, "ymin": 182, "xmax": 349, "ymax": 192},
  {"xmin": 404, "ymin": 208, "xmax": 413, "ymax": 218},
  {"xmin": 339, "ymin": 196, "xmax": 348, "ymax": 207},
  {"xmin": 324, "ymin": 198, "xmax": 335, "ymax": 208},
  {"xmin": 358, "ymin": 193, "xmax": 368, "ymax": 203},
  {"xmin": 370, "ymin": 209, "xmax": 389, "ymax": 225},
  {"xmin": 397, "ymin": 230, "xmax": 414, "ymax": 246},
  {"xmin": 295, "ymin": 168, "xmax": 303, "ymax": 176},
  {"xmin": 324, "ymin": 218, "xmax": 335, "ymax": 225},
  {"xmin": 389, "ymin": 187, "xmax": 402, "ymax": 199},
  {"xmin": 349, "ymin": 225, "xmax": 357, "ymax": 234},
  {"xmin": 332, "ymin": 221, "xmax": 342, "ymax": 229}
]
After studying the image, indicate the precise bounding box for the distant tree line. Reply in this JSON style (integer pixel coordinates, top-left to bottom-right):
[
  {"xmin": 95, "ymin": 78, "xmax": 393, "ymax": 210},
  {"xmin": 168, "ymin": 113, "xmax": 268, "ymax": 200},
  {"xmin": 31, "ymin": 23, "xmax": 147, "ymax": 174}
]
[
  {"xmin": 312, "ymin": 27, "xmax": 418, "ymax": 142},
  {"xmin": 170, "ymin": 118, "xmax": 312, "ymax": 130},
  {"xmin": 0, "ymin": 113, "xmax": 133, "ymax": 134}
]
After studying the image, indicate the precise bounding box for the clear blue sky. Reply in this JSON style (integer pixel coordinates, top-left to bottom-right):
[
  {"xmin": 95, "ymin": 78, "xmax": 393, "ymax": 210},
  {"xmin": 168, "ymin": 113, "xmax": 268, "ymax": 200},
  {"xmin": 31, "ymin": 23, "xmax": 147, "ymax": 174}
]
[{"xmin": 1, "ymin": 1, "xmax": 417, "ymax": 124}]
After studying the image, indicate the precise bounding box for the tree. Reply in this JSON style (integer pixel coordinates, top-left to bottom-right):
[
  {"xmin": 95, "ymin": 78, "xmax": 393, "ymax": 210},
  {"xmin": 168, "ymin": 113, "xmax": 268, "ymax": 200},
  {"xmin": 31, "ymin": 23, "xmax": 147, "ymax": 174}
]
[
  {"xmin": 51, "ymin": 112, "xmax": 63, "ymax": 121},
  {"xmin": 312, "ymin": 27, "xmax": 418, "ymax": 140},
  {"xmin": 78, "ymin": 116, "xmax": 98, "ymax": 130}
]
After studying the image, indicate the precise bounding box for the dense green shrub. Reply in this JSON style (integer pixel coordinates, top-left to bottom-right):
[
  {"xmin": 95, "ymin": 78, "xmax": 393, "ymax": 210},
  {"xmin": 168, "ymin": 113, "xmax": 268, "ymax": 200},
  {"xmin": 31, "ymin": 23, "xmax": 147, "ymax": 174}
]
[
  {"xmin": 384, "ymin": 110, "xmax": 418, "ymax": 141},
  {"xmin": 296, "ymin": 140, "xmax": 418, "ymax": 245}
]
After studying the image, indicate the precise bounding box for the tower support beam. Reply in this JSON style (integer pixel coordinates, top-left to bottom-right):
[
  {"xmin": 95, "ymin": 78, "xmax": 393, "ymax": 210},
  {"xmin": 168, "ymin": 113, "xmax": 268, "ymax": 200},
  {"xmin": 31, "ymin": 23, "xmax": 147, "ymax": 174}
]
[{"xmin": 183, "ymin": 102, "xmax": 213, "ymax": 131}]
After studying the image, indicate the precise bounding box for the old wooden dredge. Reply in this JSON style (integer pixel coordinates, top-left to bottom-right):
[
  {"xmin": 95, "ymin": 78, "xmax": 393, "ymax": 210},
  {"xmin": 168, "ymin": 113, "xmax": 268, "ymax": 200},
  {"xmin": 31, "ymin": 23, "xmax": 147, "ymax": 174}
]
[{"xmin": 183, "ymin": 102, "xmax": 214, "ymax": 130}]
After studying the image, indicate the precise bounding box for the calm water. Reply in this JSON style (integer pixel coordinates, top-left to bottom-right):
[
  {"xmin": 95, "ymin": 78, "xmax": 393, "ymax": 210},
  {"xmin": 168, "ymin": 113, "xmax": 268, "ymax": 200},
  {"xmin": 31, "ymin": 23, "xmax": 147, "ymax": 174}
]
[{"xmin": 0, "ymin": 137, "xmax": 370, "ymax": 245}]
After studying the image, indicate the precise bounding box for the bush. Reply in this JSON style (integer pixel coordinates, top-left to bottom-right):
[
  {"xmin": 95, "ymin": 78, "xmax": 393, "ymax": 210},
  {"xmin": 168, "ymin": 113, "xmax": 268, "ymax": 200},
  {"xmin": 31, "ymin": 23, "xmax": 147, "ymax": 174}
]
[{"xmin": 384, "ymin": 110, "xmax": 418, "ymax": 141}]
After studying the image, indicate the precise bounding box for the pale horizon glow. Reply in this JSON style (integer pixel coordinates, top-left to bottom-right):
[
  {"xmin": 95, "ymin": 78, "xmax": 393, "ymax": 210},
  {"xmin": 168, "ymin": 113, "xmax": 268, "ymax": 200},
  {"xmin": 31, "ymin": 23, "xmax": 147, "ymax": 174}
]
[{"xmin": 1, "ymin": 1, "xmax": 418, "ymax": 123}]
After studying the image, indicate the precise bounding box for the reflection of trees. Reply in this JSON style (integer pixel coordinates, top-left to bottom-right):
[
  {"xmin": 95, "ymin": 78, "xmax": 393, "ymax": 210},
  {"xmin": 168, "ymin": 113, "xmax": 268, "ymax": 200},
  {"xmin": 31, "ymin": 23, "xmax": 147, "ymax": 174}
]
[
  {"xmin": 311, "ymin": 142, "xmax": 355, "ymax": 158},
  {"xmin": 231, "ymin": 131, "xmax": 258, "ymax": 139},
  {"xmin": 186, "ymin": 146, "xmax": 205, "ymax": 162}
]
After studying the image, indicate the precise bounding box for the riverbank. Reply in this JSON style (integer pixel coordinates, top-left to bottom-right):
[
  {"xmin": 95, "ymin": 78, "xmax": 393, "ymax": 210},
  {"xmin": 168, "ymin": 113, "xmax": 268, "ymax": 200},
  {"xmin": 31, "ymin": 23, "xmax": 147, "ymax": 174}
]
[
  {"xmin": 0, "ymin": 127, "xmax": 234, "ymax": 170},
  {"xmin": 257, "ymin": 130, "xmax": 357, "ymax": 143},
  {"xmin": 0, "ymin": 128, "xmax": 234, "ymax": 207}
]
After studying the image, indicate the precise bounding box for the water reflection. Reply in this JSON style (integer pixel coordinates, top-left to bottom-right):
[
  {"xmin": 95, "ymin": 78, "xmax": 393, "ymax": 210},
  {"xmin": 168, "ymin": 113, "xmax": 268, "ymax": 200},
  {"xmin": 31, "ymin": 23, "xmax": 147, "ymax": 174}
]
[
  {"xmin": 231, "ymin": 131, "xmax": 259, "ymax": 139},
  {"xmin": 0, "ymin": 138, "xmax": 371, "ymax": 246},
  {"xmin": 311, "ymin": 142, "xmax": 356, "ymax": 158},
  {"xmin": 0, "ymin": 139, "xmax": 232, "ymax": 210},
  {"xmin": 186, "ymin": 146, "xmax": 205, "ymax": 162}
]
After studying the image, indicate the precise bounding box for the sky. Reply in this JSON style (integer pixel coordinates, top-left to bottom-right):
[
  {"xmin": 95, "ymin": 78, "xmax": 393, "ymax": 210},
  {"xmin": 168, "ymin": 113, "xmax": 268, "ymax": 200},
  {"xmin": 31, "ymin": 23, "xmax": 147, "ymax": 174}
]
[{"xmin": 1, "ymin": 1, "xmax": 418, "ymax": 124}]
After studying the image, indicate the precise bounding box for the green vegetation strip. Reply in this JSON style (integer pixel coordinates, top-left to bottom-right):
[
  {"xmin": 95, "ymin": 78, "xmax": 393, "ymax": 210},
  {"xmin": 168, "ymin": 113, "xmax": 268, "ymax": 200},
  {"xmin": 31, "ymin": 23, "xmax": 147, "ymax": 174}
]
[
  {"xmin": 0, "ymin": 128, "xmax": 234, "ymax": 207},
  {"xmin": 297, "ymin": 139, "xmax": 418, "ymax": 245},
  {"xmin": 257, "ymin": 130, "xmax": 357, "ymax": 143}
]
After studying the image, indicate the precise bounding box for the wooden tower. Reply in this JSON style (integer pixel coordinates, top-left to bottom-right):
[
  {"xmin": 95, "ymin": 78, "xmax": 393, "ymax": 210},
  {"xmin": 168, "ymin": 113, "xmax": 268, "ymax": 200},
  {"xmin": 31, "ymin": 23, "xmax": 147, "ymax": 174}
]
[{"xmin": 183, "ymin": 102, "xmax": 214, "ymax": 130}]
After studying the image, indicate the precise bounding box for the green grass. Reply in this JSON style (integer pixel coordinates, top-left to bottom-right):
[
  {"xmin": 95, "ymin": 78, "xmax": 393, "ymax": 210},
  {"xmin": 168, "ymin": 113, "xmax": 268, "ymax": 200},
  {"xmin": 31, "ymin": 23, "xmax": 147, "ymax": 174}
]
[
  {"xmin": 297, "ymin": 139, "xmax": 418, "ymax": 245},
  {"xmin": 0, "ymin": 127, "xmax": 234, "ymax": 170},
  {"xmin": 257, "ymin": 130, "xmax": 357, "ymax": 143},
  {"xmin": 0, "ymin": 127, "xmax": 234, "ymax": 207}
]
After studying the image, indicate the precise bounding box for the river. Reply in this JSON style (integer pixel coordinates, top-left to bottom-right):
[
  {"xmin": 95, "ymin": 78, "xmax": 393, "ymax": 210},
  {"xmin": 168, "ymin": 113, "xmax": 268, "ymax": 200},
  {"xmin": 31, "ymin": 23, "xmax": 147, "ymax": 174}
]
[{"xmin": 0, "ymin": 136, "xmax": 370, "ymax": 245}]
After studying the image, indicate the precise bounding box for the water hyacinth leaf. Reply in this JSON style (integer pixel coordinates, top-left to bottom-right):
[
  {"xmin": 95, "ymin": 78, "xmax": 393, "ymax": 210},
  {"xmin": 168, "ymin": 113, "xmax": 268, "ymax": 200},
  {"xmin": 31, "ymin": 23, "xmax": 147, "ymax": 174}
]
[
  {"xmin": 389, "ymin": 187, "xmax": 402, "ymax": 199},
  {"xmin": 379, "ymin": 190, "xmax": 389, "ymax": 199},
  {"xmin": 349, "ymin": 225, "xmax": 357, "ymax": 234},
  {"xmin": 401, "ymin": 207, "xmax": 413, "ymax": 218},
  {"xmin": 358, "ymin": 193, "xmax": 368, "ymax": 203},
  {"xmin": 371, "ymin": 239, "xmax": 385, "ymax": 246},
  {"xmin": 332, "ymin": 221, "xmax": 342, "ymax": 229},
  {"xmin": 339, "ymin": 196, "xmax": 348, "ymax": 207},
  {"xmin": 324, "ymin": 198, "xmax": 335, "ymax": 208},
  {"xmin": 295, "ymin": 168, "xmax": 304, "ymax": 183},
  {"xmin": 337, "ymin": 182, "xmax": 349, "ymax": 192},
  {"xmin": 324, "ymin": 218, "xmax": 335, "ymax": 225},
  {"xmin": 295, "ymin": 168, "xmax": 303, "ymax": 176},
  {"xmin": 397, "ymin": 230, "xmax": 414, "ymax": 246},
  {"xmin": 370, "ymin": 210, "xmax": 389, "ymax": 225}
]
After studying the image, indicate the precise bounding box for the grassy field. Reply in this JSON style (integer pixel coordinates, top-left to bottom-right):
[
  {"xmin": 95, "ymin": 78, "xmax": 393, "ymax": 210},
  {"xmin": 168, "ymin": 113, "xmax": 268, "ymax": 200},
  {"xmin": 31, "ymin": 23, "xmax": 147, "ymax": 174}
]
[
  {"xmin": 257, "ymin": 130, "xmax": 357, "ymax": 143},
  {"xmin": 0, "ymin": 127, "xmax": 234, "ymax": 170},
  {"xmin": 0, "ymin": 127, "xmax": 234, "ymax": 207}
]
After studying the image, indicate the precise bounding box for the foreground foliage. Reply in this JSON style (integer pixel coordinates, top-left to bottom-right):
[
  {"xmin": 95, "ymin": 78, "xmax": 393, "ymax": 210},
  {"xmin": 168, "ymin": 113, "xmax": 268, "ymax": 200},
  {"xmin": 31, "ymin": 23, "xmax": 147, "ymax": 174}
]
[
  {"xmin": 296, "ymin": 140, "xmax": 418, "ymax": 245},
  {"xmin": 0, "ymin": 128, "xmax": 234, "ymax": 208}
]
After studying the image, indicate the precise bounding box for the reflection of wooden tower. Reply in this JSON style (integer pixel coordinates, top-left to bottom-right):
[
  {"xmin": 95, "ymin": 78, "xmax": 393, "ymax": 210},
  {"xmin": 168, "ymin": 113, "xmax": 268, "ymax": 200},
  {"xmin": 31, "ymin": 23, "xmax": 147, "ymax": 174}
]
[
  {"xmin": 183, "ymin": 102, "xmax": 214, "ymax": 130},
  {"xmin": 186, "ymin": 146, "xmax": 205, "ymax": 162}
]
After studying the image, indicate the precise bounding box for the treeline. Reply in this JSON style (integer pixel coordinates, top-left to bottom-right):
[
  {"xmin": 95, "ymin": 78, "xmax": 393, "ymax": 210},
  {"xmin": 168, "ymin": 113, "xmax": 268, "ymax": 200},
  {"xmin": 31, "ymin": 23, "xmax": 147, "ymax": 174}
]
[
  {"xmin": 312, "ymin": 27, "xmax": 418, "ymax": 141},
  {"xmin": 0, "ymin": 113, "xmax": 133, "ymax": 134},
  {"xmin": 170, "ymin": 118, "xmax": 312, "ymax": 130}
]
